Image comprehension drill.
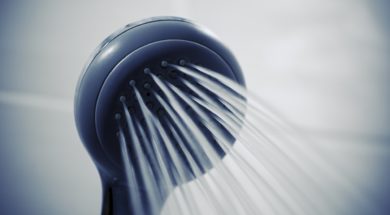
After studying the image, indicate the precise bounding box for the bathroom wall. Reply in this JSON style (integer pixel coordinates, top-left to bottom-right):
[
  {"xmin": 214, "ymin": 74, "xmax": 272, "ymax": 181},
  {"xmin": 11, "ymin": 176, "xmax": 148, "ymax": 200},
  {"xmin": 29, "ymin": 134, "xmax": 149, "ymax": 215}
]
[{"xmin": 0, "ymin": 0, "xmax": 389, "ymax": 214}]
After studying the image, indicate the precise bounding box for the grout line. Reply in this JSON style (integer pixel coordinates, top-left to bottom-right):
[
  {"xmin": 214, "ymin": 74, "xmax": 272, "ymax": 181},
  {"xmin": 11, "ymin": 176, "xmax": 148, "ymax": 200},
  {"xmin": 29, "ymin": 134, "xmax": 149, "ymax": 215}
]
[{"xmin": 0, "ymin": 91, "xmax": 73, "ymax": 114}]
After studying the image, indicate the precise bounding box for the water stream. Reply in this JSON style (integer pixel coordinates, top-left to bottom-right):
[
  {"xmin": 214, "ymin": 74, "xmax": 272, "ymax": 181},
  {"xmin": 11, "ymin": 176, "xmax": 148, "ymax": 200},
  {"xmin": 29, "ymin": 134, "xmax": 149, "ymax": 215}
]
[{"xmin": 115, "ymin": 63, "xmax": 379, "ymax": 215}]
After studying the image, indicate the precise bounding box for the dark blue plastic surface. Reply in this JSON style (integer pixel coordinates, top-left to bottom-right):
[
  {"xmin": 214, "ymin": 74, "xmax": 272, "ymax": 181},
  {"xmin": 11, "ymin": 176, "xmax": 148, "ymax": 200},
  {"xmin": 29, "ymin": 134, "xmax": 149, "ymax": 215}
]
[
  {"xmin": 74, "ymin": 16, "xmax": 246, "ymax": 215},
  {"xmin": 75, "ymin": 17, "xmax": 244, "ymax": 177}
]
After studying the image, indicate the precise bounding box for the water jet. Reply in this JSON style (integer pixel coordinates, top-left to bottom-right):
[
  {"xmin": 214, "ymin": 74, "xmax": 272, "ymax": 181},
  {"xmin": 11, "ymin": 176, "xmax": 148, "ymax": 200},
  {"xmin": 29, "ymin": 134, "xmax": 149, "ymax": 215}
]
[{"xmin": 74, "ymin": 16, "xmax": 245, "ymax": 215}]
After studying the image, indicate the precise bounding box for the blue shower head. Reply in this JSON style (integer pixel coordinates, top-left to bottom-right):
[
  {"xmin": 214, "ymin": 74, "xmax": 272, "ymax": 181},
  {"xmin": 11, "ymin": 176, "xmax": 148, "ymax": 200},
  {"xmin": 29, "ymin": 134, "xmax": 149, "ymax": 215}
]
[{"xmin": 74, "ymin": 17, "xmax": 245, "ymax": 215}]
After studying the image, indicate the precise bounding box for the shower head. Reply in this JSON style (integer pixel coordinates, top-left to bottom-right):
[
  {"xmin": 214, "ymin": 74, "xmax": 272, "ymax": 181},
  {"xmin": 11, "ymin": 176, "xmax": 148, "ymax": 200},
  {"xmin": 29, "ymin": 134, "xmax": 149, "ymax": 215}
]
[{"xmin": 74, "ymin": 17, "xmax": 245, "ymax": 215}]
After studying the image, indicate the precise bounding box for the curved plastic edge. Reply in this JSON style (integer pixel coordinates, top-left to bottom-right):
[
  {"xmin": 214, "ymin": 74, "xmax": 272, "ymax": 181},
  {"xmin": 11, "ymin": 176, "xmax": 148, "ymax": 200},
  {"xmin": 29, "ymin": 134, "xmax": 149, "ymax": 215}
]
[{"xmin": 74, "ymin": 17, "xmax": 245, "ymax": 176}]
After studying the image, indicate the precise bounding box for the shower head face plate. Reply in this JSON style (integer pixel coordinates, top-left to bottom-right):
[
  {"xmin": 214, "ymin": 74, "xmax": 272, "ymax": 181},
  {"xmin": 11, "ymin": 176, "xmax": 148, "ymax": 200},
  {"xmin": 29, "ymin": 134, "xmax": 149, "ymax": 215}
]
[
  {"xmin": 74, "ymin": 17, "xmax": 245, "ymax": 182},
  {"xmin": 96, "ymin": 40, "xmax": 237, "ymax": 183}
]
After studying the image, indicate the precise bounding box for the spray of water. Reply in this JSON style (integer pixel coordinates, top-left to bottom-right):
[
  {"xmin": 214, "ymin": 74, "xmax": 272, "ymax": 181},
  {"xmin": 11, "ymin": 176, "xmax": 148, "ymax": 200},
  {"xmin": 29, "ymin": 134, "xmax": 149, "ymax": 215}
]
[{"xmin": 114, "ymin": 63, "xmax": 380, "ymax": 215}]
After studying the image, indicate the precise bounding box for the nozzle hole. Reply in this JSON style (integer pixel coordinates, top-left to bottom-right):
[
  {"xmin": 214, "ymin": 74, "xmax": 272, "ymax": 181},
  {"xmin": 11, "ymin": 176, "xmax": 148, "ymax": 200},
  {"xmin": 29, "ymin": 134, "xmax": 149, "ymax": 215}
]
[
  {"xmin": 129, "ymin": 80, "xmax": 136, "ymax": 86},
  {"xmin": 161, "ymin": 60, "xmax": 168, "ymax": 68},
  {"xmin": 144, "ymin": 82, "xmax": 151, "ymax": 89},
  {"xmin": 119, "ymin": 96, "xmax": 126, "ymax": 102},
  {"xmin": 144, "ymin": 68, "xmax": 151, "ymax": 74},
  {"xmin": 179, "ymin": 59, "xmax": 186, "ymax": 66},
  {"xmin": 146, "ymin": 101, "xmax": 154, "ymax": 108}
]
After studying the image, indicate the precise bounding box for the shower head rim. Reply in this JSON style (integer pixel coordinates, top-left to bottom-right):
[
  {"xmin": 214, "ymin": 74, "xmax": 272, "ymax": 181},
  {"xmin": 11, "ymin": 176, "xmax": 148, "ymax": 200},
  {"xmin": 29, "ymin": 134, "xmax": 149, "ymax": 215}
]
[
  {"xmin": 94, "ymin": 39, "xmax": 237, "ymax": 169},
  {"xmin": 74, "ymin": 16, "xmax": 245, "ymax": 178}
]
